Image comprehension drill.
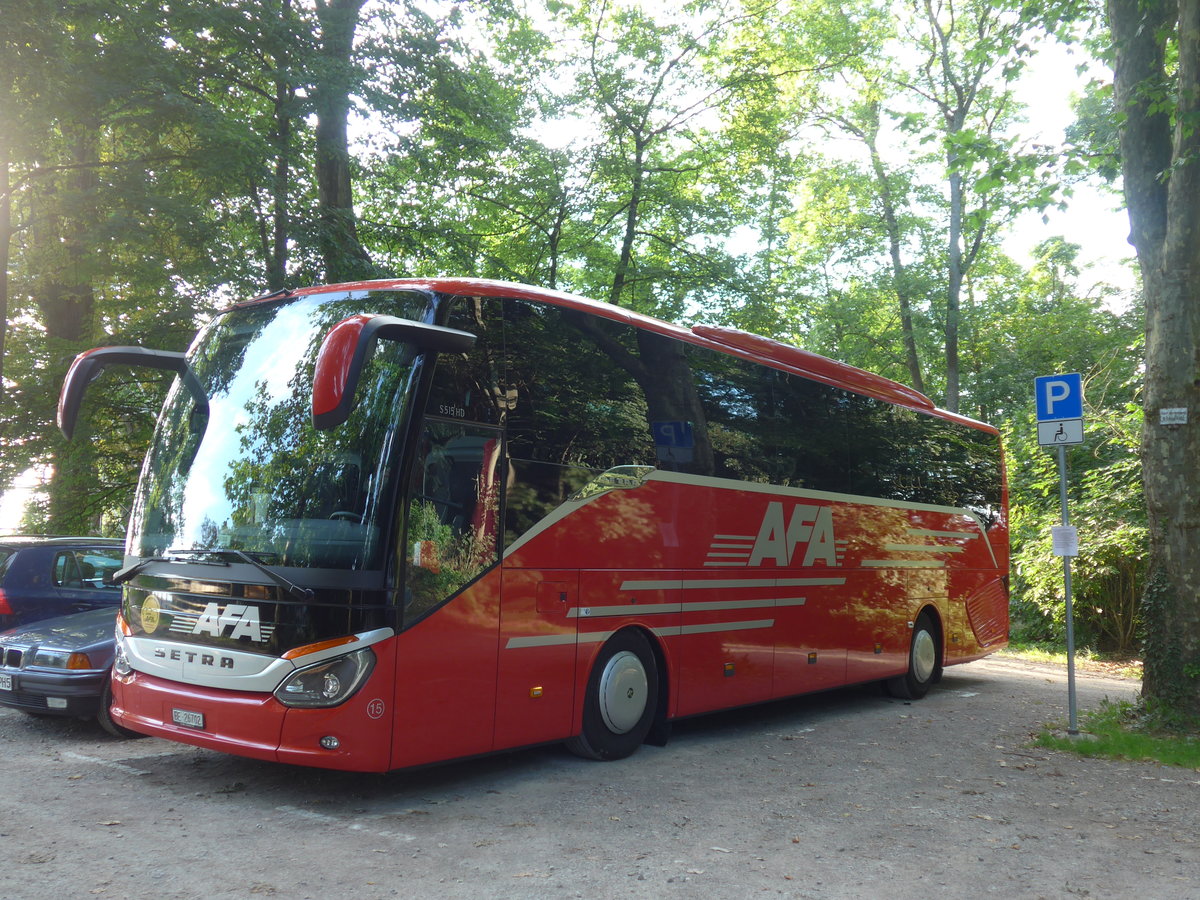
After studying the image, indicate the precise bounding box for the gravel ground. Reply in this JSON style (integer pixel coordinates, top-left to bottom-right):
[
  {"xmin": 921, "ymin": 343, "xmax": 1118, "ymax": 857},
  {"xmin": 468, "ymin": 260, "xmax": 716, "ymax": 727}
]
[{"xmin": 1, "ymin": 655, "xmax": 1193, "ymax": 900}]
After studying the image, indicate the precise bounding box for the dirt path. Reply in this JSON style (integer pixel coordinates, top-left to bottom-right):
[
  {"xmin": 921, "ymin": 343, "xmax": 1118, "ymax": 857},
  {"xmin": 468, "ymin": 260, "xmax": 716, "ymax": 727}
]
[{"xmin": 1, "ymin": 656, "xmax": 1193, "ymax": 899}]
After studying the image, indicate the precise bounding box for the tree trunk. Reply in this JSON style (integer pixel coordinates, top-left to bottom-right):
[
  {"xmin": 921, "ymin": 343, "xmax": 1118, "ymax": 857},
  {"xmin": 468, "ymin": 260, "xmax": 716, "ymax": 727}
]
[
  {"xmin": 1109, "ymin": 0, "xmax": 1200, "ymax": 714},
  {"xmin": 35, "ymin": 125, "xmax": 102, "ymax": 534},
  {"xmin": 268, "ymin": 1, "xmax": 294, "ymax": 291},
  {"xmin": 546, "ymin": 191, "xmax": 566, "ymax": 290},
  {"xmin": 0, "ymin": 122, "xmax": 11, "ymax": 400},
  {"xmin": 0, "ymin": 59, "xmax": 14, "ymax": 408},
  {"xmin": 863, "ymin": 108, "xmax": 925, "ymax": 394},
  {"xmin": 609, "ymin": 136, "xmax": 646, "ymax": 308},
  {"xmin": 943, "ymin": 154, "xmax": 963, "ymax": 414},
  {"xmin": 313, "ymin": 0, "xmax": 374, "ymax": 284}
]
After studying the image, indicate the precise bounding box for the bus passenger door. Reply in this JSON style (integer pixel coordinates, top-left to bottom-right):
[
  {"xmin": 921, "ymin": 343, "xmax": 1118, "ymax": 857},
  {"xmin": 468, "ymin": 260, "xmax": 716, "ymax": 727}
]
[
  {"xmin": 391, "ymin": 419, "xmax": 504, "ymax": 769},
  {"xmin": 494, "ymin": 569, "xmax": 578, "ymax": 750}
]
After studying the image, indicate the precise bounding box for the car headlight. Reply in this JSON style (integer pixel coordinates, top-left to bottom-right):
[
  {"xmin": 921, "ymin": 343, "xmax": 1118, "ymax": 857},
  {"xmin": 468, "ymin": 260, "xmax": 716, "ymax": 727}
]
[
  {"xmin": 31, "ymin": 648, "xmax": 93, "ymax": 669},
  {"xmin": 274, "ymin": 648, "xmax": 375, "ymax": 708}
]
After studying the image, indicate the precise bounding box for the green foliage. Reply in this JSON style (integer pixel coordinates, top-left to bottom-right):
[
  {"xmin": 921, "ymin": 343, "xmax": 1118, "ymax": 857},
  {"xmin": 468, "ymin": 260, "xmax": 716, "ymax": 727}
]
[
  {"xmin": 0, "ymin": 0, "xmax": 1148, "ymax": 638},
  {"xmin": 1004, "ymin": 283, "xmax": 1146, "ymax": 654},
  {"xmin": 1035, "ymin": 698, "xmax": 1200, "ymax": 768},
  {"xmin": 1067, "ymin": 84, "xmax": 1123, "ymax": 184},
  {"xmin": 1139, "ymin": 565, "xmax": 1200, "ymax": 713},
  {"xmin": 1001, "ymin": 645, "xmax": 1143, "ymax": 678}
]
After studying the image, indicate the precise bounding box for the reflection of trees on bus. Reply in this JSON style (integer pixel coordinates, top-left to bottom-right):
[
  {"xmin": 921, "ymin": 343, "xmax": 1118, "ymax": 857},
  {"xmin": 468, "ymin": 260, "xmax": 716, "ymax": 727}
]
[
  {"xmin": 129, "ymin": 291, "xmax": 432, "ymax": 567},
  {"xmin": 403, "ymin": 421, "xmax": 502, "ymax": 620},
  {"xmin": 432, "ymin": 293, "xmax": 1004, "ymax": 560},
  {"xmin": 557, "ymin": 313, "xmax": 716, "ymax": 477},
  {"xmin": 435, "ymin": 297, "xmax": 663, "ymax": 547}
]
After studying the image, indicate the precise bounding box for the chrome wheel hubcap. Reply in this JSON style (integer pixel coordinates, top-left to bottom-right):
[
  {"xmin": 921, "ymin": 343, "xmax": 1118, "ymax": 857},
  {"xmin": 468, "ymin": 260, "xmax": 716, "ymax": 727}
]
[
  {"xmin": 912, "ymin": 628, "xmax": 937, "ymax": 683},
  {"xmin": 598, "ymin": 650, "xmax": 648, "ymax": 734}
]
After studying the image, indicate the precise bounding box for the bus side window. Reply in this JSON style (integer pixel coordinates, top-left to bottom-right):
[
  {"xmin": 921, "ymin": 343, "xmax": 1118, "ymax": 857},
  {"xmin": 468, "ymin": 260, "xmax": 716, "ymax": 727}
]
[
  {"xmin": 500, "ymin": 300, "xmax": 657, "ymax": 545},
  {"xmin": 402, "ymin": 420, "xmax": 502, "ymax": 624}
]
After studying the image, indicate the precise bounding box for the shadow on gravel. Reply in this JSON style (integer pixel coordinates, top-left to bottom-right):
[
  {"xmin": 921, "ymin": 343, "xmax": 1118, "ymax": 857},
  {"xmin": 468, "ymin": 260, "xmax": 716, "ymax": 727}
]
[{"xmin": 60, "ymin": 670, "xmax": 1000, "ymax": 802}]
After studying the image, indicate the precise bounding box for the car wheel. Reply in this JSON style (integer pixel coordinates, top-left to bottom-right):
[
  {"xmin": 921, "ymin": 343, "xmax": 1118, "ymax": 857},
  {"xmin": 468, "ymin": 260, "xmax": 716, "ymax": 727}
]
[{"xmin": 565, "ymin": 629, "xmax": 658, "ymax": 761}]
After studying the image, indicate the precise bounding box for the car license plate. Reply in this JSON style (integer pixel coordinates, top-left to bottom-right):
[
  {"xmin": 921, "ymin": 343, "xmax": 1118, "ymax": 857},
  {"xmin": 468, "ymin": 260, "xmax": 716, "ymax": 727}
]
[
  {"xmin": 171, "ymin": 708, "xmax": 205, "ymax": 729},
  {"xmin": 0, "ymin": 673, "xmax": 11, "ymax": 691}
]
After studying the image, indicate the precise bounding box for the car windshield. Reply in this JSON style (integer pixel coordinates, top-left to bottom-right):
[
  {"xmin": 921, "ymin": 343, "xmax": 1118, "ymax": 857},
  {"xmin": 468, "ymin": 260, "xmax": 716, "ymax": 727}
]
[{"xmin": 127, "ymin": 289, "xmax": 433, "ymax": 570}]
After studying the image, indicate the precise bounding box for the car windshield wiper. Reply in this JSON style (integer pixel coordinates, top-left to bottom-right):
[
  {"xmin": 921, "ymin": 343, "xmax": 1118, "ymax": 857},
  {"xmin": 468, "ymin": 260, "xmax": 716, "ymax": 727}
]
[{"xmin": 112, "ymin": 549, "xmax": 314, "ymax": 600}]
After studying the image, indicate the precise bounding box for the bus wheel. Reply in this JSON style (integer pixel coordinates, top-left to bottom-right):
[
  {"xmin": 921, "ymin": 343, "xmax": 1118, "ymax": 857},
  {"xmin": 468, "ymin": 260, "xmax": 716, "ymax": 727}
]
[
  {"xmin": 566, "ymin": 630, "xmax": 659, "ymax": 761},
  {"xmin": 97, "ymin": 678, "xmax": 147, "ymax": 739},
  {"xmin": 886, "ymin": 612, "xmax": 941, "ymax": 700}
]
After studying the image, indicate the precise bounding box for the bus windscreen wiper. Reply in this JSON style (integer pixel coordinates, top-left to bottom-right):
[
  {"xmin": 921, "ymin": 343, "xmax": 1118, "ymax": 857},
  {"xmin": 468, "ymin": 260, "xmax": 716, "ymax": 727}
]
[
  {"xmin": 112, "ymin": 549, "xmax": 313, "ymax": 600},
  {"xmin": 177, "ymin": 549, "xmax": 315, "ymax": 600},
  {"xmin": 111, "ymin": 551, "xmax": 231, "ymax": 585}
]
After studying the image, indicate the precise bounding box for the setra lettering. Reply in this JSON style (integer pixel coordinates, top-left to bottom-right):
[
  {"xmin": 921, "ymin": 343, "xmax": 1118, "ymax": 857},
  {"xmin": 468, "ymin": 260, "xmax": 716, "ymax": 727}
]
[{"xmin": 152, "ymin": 647, "xmax": 237, "ymax": 668}]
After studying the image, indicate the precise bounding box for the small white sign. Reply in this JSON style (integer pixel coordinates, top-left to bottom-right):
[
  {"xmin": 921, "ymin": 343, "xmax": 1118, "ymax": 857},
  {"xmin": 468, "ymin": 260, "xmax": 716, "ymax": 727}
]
[
  {"xmin": 1160, "ymin": 407, "xmax": 1188, "ymax": 425},
  {"xmin": 1052, "ymin": 526, "xmax": 1079, "ymax": 558},
  {"xmin": 1037, "ymin": 419, "xmax": 1084, "ymax": 446}
]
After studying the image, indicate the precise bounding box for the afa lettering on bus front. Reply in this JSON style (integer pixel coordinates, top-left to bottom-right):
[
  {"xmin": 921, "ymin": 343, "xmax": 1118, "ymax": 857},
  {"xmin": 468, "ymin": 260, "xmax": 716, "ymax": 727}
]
[
  {"xmin": 167, "ymin": 602, "xmax": 276, "ymax": 643},
  {"xmin": 705, "ymin": 502, "xmax": 839, "ymax": 568}
]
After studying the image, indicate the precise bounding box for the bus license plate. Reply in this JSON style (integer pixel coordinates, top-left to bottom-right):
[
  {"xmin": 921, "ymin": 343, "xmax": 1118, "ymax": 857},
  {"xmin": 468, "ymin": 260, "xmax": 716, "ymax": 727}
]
[
  {"xmin": 0, "ymin": 673, "xmax": 11, "ymax": 691},
  {"xmin": 171, "ymin": 708, "xmax": 205, "ymax": 729}
]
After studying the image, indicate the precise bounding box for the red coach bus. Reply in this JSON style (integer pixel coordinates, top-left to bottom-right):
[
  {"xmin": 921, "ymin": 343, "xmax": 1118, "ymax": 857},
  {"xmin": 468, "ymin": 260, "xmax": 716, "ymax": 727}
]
[{"xmin": 59, "ymin": 278, "xmax": 1008, "ymax": 772}]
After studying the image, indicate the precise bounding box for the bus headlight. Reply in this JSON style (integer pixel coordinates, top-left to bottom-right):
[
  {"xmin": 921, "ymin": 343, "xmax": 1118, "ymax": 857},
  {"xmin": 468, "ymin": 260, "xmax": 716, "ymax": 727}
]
[
  {"xmin": 274, "ymin": 648, "xmax": 375, "ymax": 708},
  {"xmin": 113, "ymin": 627, "xmax": 133, "ymax": 677}
]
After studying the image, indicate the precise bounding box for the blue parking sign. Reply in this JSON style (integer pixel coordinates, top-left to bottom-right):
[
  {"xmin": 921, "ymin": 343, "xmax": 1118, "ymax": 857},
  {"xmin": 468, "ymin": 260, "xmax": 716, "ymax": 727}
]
[
  {"xmin": 1035, "ymin": 373, "xmax": 1083, "ymax": 421},
  {"xmin": 652, "ymin": 420, "xmax": 694, "ymax": 448}
]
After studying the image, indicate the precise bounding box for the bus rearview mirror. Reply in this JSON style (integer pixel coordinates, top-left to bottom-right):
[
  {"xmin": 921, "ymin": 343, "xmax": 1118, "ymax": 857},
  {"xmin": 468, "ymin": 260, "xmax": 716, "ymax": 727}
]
[
  {"xmin": 312, "ymin": 314, "xmax": 476, "ymax": 431},
  {"xmin": 58, "ymin": 347, "xmax": 208, "ymax": 440}
]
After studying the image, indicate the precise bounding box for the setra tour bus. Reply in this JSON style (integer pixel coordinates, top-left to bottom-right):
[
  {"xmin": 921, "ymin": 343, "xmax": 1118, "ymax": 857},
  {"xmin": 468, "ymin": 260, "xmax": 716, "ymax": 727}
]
[{"xmin": 58, "ymin": 278, "xmax": 1008, "ymax": 772}]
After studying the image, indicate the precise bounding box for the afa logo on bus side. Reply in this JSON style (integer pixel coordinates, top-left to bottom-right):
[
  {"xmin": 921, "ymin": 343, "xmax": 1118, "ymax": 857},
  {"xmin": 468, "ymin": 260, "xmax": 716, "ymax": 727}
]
[{"xmin": 749, "ymin": 501, "xmax": 838, "ymax": 567}]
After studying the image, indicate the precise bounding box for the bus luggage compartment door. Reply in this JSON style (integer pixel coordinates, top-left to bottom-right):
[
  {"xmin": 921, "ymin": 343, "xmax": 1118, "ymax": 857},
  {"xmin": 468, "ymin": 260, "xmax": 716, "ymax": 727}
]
[{"xmin": 494, "ymin": 569, "xmax": 579, "ymax": 750}]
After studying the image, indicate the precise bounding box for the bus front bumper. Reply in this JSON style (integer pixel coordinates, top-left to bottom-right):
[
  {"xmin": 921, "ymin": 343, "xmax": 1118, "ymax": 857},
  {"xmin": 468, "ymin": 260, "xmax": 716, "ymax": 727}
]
[{"xmin": 112, "ymin": 670, "xmax": 392, "ymax": 772}]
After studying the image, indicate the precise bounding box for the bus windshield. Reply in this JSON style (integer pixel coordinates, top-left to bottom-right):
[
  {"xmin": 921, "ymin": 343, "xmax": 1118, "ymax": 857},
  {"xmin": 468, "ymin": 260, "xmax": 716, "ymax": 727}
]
[{"xmin": 127, "ymin": 289, "xmax": 433, "ymax": 570}]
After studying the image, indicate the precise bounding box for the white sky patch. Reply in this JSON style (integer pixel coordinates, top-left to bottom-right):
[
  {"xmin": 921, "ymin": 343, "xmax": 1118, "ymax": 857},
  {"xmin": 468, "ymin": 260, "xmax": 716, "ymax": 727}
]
[
  {"xmin": 1006, "ymin": 41, "xmax": 1137, "ymax": 299},
  {"xmin": 0, "ymin": 467, "xmax": 50, "ymax": 533}
]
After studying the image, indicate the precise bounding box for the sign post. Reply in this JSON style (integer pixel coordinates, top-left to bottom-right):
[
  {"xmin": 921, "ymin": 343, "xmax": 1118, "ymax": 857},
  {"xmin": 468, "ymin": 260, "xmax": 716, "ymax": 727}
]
[{"xmin": 1034, "ymin": 374, "xmax": 1083, "ymax": 735}]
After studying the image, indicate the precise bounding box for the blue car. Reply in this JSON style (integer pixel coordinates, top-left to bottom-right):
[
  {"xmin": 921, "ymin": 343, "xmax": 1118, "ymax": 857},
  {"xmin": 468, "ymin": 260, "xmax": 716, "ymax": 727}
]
[
  {"xmin": 0, "ymin": 605, "xmax": 141, "ymax": 736},
  {"xmin": 0, "ymin": 536, "xmax": 124, "ymax": 630}
]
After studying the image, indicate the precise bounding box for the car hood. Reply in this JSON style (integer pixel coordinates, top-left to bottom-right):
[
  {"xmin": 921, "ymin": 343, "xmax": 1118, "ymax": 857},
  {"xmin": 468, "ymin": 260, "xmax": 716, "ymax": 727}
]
[{"xmin": 0, "ymin": 606, "xmax": 119, "ymax": 650}]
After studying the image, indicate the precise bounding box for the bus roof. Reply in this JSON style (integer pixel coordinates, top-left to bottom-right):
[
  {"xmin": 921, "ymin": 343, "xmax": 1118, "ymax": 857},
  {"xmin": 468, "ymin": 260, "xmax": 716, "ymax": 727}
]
[{"xmin": 269, "ymin": 277, "xmax": 994, "ymax": 433}]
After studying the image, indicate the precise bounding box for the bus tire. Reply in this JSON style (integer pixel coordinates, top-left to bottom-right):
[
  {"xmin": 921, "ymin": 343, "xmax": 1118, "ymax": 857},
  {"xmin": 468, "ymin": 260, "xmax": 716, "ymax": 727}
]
[
  {"xmin": 566, "ymin": 629, "xmax": 659, "ymax": 761},
  {"xmin": 97, "ymin": 678, "xmax": 147, "ymax": 739},
  {"xmin": 886, "ymin": 612, "xmax": 941, "ymax": 700}
]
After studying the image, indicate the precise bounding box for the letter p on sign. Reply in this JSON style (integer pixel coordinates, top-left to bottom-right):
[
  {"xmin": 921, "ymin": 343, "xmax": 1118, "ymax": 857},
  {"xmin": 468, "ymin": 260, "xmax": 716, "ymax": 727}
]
[{"xmin": 1035, "ymin": 373, "xmax": 1083, "ymax": 421}]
